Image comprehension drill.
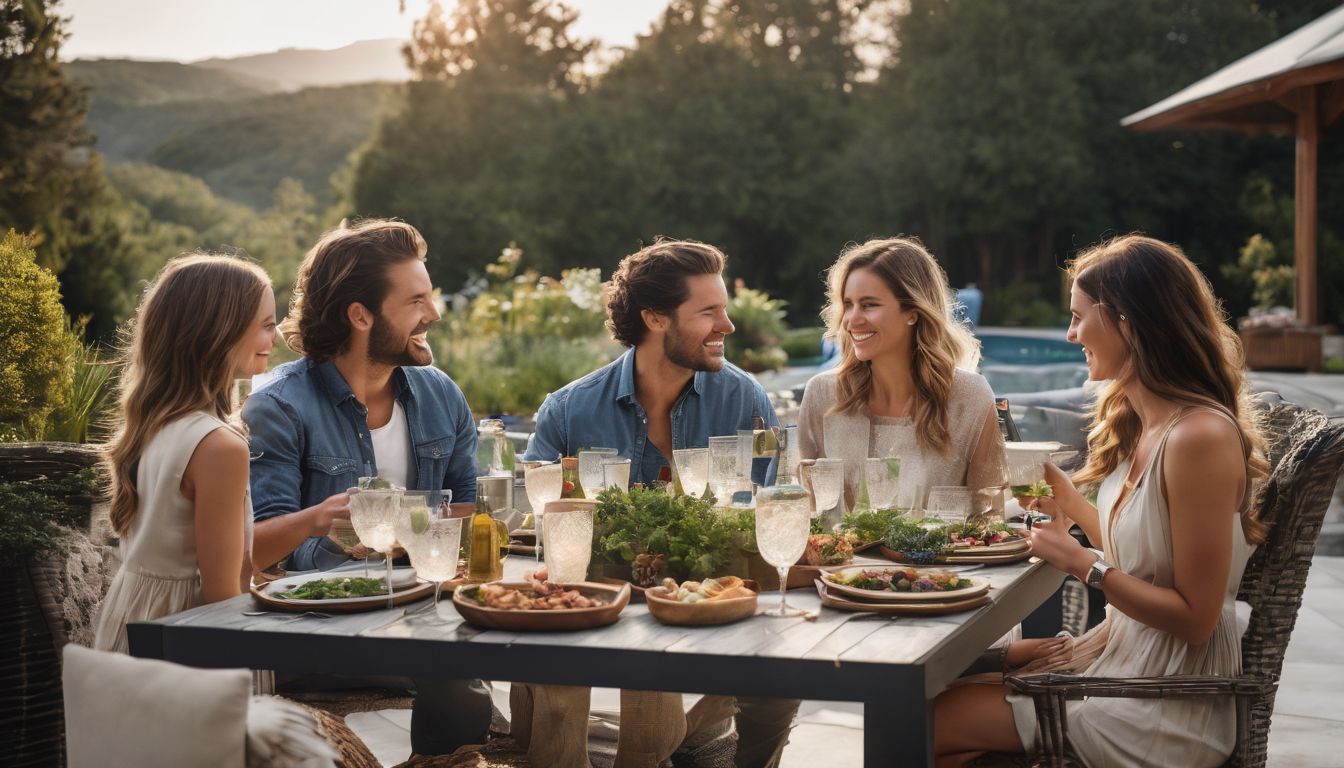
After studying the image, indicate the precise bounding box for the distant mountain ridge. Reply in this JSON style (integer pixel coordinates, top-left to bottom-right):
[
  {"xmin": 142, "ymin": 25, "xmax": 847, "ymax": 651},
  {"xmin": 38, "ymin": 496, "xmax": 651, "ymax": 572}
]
[{"xmin": 191, "ymin": 38, "xmax": 409, "ymax": 91}]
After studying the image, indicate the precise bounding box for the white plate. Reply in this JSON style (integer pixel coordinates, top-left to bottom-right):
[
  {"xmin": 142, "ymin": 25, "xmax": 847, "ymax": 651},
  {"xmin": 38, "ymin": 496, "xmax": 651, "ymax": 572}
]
[
  {"xmin": 821, "ymin": 567, "xmax": 989, "ymax": 602},
  {"xmin": 264, "ymin": 567, "xmax": 422, "ymax": 607}
]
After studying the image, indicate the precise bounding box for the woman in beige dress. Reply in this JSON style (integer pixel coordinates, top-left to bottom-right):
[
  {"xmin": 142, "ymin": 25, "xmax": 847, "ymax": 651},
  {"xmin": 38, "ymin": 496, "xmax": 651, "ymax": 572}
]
[
  {"xmin": 799, "ymin": 237, "xmax": 1005, "ymax": 511},
  {"xmin": 934, "ymin": 235, "xmax": 1269, "ymax": 767},
  {"xmin": 94, "ymin": 254, "xmax": 276, "ymax": 653}
]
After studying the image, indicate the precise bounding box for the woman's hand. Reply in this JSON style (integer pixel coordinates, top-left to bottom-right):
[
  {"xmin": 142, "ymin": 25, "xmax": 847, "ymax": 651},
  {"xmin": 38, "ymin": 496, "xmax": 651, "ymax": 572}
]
[
  {"xmin": 1004, "ymin": 636, "xmax": 1073, "ymax": 671},
  {"xmin": 1022, "ymin": 509, "xmax": 1097, "ymax": 581}
]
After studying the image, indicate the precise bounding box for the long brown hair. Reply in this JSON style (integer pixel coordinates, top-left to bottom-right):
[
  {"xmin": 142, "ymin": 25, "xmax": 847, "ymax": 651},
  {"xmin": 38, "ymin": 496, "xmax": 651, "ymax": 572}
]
[
  {"xmin": 1069, "ymin": 235, "xmax": 1268, "ymax": 543},
  {"xmin": 103, "ymin": 254, "xmax": 271, "ymax": 536},
  {"xmin": 821, "ymin": 237, "xmax": 979, "ymax": 453},
  {"xmin": 280, "ymin": 219, "xmax": 427, "ymax": 362}
]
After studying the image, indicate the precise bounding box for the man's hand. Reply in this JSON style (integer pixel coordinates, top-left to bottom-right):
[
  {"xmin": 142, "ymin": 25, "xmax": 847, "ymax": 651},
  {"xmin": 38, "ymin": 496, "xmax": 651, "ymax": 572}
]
[{"xmin": 307, "ymin": 492, "xmax": 351, "ymax": 536}]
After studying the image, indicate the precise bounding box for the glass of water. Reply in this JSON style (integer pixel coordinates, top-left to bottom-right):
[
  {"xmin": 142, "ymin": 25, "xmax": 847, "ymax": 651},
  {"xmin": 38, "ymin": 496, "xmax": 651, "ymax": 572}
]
[
  {"xmin": 523, "ymin": 463, "xmax": 564, "ymax": 563},
  {"xmin": 348, "ymin": 483, "xmax": 402, "ymax": 607},
  {"xmin": 864, "ymin": 457, "xmax": 901, "ymax": 510},
  {"xmin": 672, "ymin": 447, "xmax": 709, "ymax": 498},
  {"xmin": 707, "ymin": 436, "xmax": 740, "ymax": 505},
  {"xmin": 541, "ymin": 500, "xmax": 594, "ymax": 584},
  {"xmin": 397, "ymin": 490, "xmax": 460, "ymax": 608},
  {"xmin": 808, "ymin": 457, "xmax": 845, "ymax": 522},
  {"xmin": 578, "ymin": 448, "xmax": 617, "ymax": 497},
  {"xmin": 755, "ymin": 480, "xmax": 811, "ymax": 617},
  {"xmin": 602, "ymin": 458, "xmax": 632, "ymax": 492}
]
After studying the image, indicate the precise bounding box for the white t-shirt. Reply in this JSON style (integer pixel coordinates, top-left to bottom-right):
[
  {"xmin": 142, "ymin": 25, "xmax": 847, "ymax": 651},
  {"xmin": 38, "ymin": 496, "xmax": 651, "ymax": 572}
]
[{"xmin": 370, "ymin": 399, "xmax": 413, "ymax": 489}]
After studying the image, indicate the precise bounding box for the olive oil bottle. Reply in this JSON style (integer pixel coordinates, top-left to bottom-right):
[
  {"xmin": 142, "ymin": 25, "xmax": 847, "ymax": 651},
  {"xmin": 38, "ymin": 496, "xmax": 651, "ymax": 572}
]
[{"xmin": 467, "ymin": 498, "xmax": 503, "ymax": 582}]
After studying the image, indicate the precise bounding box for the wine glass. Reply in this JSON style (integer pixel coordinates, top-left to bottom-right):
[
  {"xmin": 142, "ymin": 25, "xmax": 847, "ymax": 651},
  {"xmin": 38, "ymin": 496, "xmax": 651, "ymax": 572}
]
[
  {"xmin": 540, "ymin": 500, "xmax": 594, "ymax": 584},
  {"xmin": 397, "ymin": 490, "xmax": 461, "ymax": 609},
  {"xmin": 808, "ymin": 458, "xmax": 845, "ymax": 525},
  {"xmin": 754, "ymin": 481, "xmax": 811, "ymax": 617},
  {"xmin": 578, "ymin": 448, "xmax": 617, "ymax": 497},
  {"xmin": 672, "ymin": 447, "xmax": 709, "ymax": 498},
  {"xmin": 602, "ymin": 458, "xmax": 632, "ymax": 492},
  {"xmin": 707, "ymin": 436, "xmax": 740, "ymax": 504},
  {"xmin": 864, "ymin": 457, "xmax": 901, "ymax": 510},
  {"xmin": 348, "ymin": 485, "xmax": 402, "ymax": 608},
  {"xmin": 523, "ymin": 463, "xmax": 563, "ymax": 563}
]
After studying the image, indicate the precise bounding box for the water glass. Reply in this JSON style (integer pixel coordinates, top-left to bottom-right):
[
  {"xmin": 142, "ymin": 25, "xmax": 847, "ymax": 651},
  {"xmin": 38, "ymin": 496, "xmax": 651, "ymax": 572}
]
[
  {"xmin": 523, "ymin": 463, "xmax": 564, "ymax": 562},
  {"xmin": 672, "ymin": 447, "xmax": 709, "ymax": 498},
  {"xmin": 602, "ymin": 458, "xmax": 632, "ymax": 492},
  {"xmin": 398, "ymin": 490, "xmax": 461, "ymax": 608},
  {"xmin": 348, "ymin": 486, "xmax": 402, "ymax": 606},
  {"xmin": 578, "ymin": 448, "xmax": 618, "ymax": 496},
  {"xmin": 541, "ymin": 500, "xmax": 595, "ymax": 584},
  {"xmin": 808, "ymin": 458, "xmax": 845, "ymax": 521},
  {"xmin": 754, "ymin": 482, "xmax": 811, "ymax": 617},
  {"xmin": 864, "ymin": 457, "xmax": 901, "ymax": 510},
  {"xmin": 707, "ymin": 436, "xmax": 740, "ymax": 504}
]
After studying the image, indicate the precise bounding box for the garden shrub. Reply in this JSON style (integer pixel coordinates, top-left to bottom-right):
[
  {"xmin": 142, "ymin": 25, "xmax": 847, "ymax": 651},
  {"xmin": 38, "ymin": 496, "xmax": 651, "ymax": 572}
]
[
  {"xmin": 725, "ymin": 284, "xmax": 789, "ymax": 372},
  {"xmin": 0, "ymin": 231, "xmax": 78, "ymax": 440}
]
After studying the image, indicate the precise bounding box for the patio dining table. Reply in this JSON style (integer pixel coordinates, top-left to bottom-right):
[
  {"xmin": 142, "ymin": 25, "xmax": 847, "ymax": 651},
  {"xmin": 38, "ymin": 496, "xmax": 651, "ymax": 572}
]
[{"xmin": 128, "ymin": 556, "xmax": 1065, "ymax": 767}]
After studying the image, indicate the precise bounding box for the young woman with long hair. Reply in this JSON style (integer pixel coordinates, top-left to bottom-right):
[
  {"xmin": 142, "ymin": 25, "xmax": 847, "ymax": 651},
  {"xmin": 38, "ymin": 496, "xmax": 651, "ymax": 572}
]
[
  {"xmin": 934, "ymin": 235, "xmax": 1268, "ymax": 767},
  {"xmin": 93, "ymin": 254, "xmax": 276, "ymax": 653},
  {"xmin": 798, "ymin": 236, "xmax": 1006, "ymax": 510}
]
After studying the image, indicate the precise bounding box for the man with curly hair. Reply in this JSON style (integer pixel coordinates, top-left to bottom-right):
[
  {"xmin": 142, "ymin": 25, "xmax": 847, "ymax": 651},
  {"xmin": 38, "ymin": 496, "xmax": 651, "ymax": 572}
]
[{"xmin": 524, "ymin": 239, "xmax": 795, "ymax": 768}]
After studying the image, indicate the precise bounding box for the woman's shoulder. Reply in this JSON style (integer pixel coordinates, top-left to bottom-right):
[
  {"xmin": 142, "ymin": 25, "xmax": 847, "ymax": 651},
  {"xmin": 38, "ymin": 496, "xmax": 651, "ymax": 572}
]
[
  {"xmin": 950, "ymin": 368, "xmax": 995, "ymax": 404},
  {"xmin": 800, "ymin": 369, "xmax": 839, "ymax": 407}
]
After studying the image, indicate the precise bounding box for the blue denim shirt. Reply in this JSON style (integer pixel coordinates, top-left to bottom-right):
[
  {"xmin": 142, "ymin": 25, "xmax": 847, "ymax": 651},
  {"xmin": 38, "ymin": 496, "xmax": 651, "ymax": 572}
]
[
  {"xmin": 524, "ymin": 348, "xmax": 779, "ymax": 486},
  {"xmin": 243, "ymin": 358, "xmax": 479, "ymax": 570}
]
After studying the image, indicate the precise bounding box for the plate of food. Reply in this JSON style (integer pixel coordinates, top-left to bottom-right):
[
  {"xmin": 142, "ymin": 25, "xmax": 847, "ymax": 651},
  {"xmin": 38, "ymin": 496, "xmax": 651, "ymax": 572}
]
[
  {"xmin": 250, "ymin": 567, "xmax": 433, "ymax": 613},
  {"xmin": 814, "ymin": 580, "xmax": 991, "ymax": 616},
  {"xmin": 821, "ymin": 566, "xmax": 989, "ymax": 602},
  {"xmin": 452, "ymin": 576, "xmax": 630, "ymax": 631},
  {"xmin": 644, "ymin": 576, "xmax": 759, "ymax": 626}
]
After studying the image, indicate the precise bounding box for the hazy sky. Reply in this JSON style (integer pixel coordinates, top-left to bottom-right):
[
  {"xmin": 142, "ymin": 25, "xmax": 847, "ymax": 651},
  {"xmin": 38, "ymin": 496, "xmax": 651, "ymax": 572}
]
[{"xmin": 61, "ymin": 0, "xmax": 669, "ymax": 62}]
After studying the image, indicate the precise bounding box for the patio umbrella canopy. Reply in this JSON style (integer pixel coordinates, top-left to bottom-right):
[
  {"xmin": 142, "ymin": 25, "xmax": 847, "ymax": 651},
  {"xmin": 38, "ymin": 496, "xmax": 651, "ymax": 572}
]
[{"xmin": 1123, "ymin": 5, "xmax": 1344, "ymax": 326}]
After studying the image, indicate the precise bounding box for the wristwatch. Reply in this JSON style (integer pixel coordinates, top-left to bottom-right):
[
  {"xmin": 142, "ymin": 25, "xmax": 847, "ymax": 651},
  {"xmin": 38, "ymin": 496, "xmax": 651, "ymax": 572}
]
[{"xmin": 1086, "ymin": 557, "xmax": 1114, "ymax": 588}]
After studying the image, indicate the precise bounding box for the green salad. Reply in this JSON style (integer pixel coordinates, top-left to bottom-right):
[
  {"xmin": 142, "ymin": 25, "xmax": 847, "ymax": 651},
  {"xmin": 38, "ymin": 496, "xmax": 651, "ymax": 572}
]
[{"xmin": 278, "ymin": 576, "xmax": 387, "ymax": 599}]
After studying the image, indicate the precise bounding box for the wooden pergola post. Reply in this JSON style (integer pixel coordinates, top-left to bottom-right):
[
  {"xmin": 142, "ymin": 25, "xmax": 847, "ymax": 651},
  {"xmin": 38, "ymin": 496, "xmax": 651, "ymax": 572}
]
[{"xmin": 1294, "ymin": 85, "xmax": 1320, "ymax": 327}]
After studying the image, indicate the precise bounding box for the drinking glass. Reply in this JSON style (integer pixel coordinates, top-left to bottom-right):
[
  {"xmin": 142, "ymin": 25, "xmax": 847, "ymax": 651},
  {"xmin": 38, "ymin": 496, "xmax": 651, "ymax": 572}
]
[
  {"xmin": 754, "ymin": 482, "xmax": 811, "ymax": 617},
  {"xmin": 707, "ymin": 436, "xmax": 740, "ymax": 504},
  {"xmin": 602, "ymin": 458, "xmax": 632, "ymax": 492},
  {"xmin": 523, "ymin": 463, "xmax": 564, "ymax": 563},
  {"xmin": 348, "ymin": 485, "xmax": 402, "ymax": 607},
  {"xmin": 672, "ymin": 447, "xmax": 709, "ymax": 498},
  {"xmin": 864, "ymin": 457, "xmax": 901, "ymax": 510},
  {"xmin": 541, "ymin": 501, "xmax": 594, "ymax": 584},
  {"xmin": 397, "ymin": 490, "xmax": 461, "ymax": 608},
  {"xmin": 808, "ymin": 458, "xmax": 845, "ymax": 522},
  {"xmin": 926, "ymin": 486, "xmax": 973, "ymax": 525},
  {"xmin": 578, "ymin": 448, "xmax": 617, "ymax": 497}
]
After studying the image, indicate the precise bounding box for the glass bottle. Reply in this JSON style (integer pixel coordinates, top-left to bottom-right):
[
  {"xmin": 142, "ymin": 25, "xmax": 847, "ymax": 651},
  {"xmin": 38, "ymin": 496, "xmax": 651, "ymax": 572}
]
[
  {"xmin": 560, "ymin": 456, "xmax": 585, "ymax": 499},
  {"xmin": 476, "ymin": 418, "xmax": 515, "ymax": 475},
  {"xmin": 467, "ymin": 497, "xmax": 504, "ymax": 582}
]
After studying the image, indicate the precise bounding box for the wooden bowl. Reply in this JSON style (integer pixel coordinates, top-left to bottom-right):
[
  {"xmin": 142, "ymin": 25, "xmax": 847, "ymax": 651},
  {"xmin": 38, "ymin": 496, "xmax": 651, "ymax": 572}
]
[
  {"xmin": 452, "ymin": 581, "xmax": 630, "ymax": 631},
  {"xmin": 644, "ymin": 581, "xmax": 760, "ymax": 626}
]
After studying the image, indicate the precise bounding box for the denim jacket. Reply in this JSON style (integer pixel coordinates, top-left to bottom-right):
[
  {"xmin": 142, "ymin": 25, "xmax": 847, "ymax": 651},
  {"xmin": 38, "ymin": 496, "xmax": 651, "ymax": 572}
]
[
  {"xmin": 524, "ymin": 348, "xmax": 778, "ymax": 486},
  {"xmin": 243, "ymin": 358, "xmax": 478, "ymax": 570}
]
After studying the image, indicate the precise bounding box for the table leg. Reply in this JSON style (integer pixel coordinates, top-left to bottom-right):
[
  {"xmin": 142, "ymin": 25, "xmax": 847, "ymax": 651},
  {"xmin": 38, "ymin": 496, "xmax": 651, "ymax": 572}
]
[{"xmin": 864, "ymin": 692, "xmax": 933, "ymax": 768}]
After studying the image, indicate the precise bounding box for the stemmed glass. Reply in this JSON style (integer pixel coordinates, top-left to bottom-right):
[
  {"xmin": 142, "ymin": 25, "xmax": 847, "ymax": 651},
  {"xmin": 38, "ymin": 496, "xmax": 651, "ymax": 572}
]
[
  {"xmin": 523, "ymin": 463, "xmax": 563, "ymax": 563},
  {"xmin": 541, "ymin": 500, "xmax": 594, "ymax": 584},
  {"xmin": 602, "ymin": 458, "xmax": 632, "ymax": 492},
  {"xmin": 348, "ymin": 482, "xmax": 402, "ymax": 608},
  {"xmin": 864, "ymin": 457, "xmax": 902, "ymax": 510},
  {"xmin": 672, "ymin": 447, "xmax": 709, "ymax": 498},
  {"xmin": 808, "ymin": 458, "xmax": 845, "ymax": 525},
  {"xmin": 578, "ymin": 448, "xmax": 617, "ymax": 497},
  {"xmin": 707, "ymin": 436, "xmax": 740, "ymax": 504},
  {"xmin": 397, "ymin": 490, "xmax": 461, "ymax": 609},
  {"xmin": 754, "ymin": 481, "xmax": 811, "ymax": 617}
]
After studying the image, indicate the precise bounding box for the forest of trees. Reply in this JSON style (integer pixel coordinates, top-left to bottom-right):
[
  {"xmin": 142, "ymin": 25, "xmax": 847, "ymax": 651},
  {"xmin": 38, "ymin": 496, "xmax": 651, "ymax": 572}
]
[{"xmin": 4, "ymin": 0, "xmax": 1343, "ymax": 341}]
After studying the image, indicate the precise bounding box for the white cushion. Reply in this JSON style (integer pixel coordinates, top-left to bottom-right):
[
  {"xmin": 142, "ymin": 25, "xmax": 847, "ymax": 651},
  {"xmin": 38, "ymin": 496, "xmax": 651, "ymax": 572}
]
[{"xmin": 64, "ymin": 644, "xmax": 250, "ymax": 768}]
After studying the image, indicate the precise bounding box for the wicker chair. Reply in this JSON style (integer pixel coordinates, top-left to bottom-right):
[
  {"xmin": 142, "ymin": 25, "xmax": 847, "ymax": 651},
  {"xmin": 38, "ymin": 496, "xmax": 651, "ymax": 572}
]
[{"xmin": 1005, "ymin": 403, "xmax": 1344, "ymax": 768}]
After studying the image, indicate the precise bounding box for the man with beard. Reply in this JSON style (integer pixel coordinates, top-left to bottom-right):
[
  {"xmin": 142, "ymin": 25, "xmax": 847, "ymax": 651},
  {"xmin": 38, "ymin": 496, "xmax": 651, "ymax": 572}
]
[
  {"xmin": 244, "ymin": 219, "xmax": 490, "ymax": 756},
  {"xmin": 523, "ymin": 239, "xmax": 796, "ymax": 768}
]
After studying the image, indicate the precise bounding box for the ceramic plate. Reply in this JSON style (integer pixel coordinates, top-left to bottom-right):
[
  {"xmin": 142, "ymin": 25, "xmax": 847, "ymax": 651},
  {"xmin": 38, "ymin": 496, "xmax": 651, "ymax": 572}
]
[
  {"xmin": 814, "ymin": 580, "xmax": 990, "ymax": 616},
  {"xmin": 821, "ymin": 567, "xmax": 990, "ymax": 602},
  {"xmin": 251, "ymin": 567, "xmax": 432, "ymax": 613}
]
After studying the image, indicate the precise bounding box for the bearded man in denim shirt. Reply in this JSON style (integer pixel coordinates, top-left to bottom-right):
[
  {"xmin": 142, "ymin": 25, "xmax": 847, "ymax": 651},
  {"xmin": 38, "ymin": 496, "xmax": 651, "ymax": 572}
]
[
  {"xmin": 524, "ymin": 239, "xmax": 796, "ymax": 768},
  {"xmin": 243, "ymin": 219, "xmax": 489, "ymax": 756}
]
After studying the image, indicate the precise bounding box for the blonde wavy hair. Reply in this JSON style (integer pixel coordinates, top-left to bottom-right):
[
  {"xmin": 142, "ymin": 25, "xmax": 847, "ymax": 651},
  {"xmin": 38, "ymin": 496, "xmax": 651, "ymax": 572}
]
[
  {"xmin": 822, "ymin": 237, "xmax": 979, "ymax": 453},
  {"xmin": 103, "ymin": 254, "xmax": 271, "ymax": 537},
  {"xmin": 1069, "ymin": 235, "xmax": 1268, "ymax": 544}
]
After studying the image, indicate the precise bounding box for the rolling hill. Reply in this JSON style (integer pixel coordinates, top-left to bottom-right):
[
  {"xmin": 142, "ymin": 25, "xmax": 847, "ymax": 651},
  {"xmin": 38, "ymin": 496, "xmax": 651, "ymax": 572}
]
[{"xmin": 192, "ymin": 39, "xmax": 409, "ymax": 91}]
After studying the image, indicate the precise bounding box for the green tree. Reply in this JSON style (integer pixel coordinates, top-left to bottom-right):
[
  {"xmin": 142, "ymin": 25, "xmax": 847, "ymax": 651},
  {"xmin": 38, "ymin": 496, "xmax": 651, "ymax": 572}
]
[{"xmin": 0, "ymin": 231, "xmax": 78, "ymax": 439}]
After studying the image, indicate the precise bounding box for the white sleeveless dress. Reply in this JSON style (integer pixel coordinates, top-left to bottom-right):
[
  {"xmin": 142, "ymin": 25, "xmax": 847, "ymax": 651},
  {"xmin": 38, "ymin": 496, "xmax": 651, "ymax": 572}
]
[
  {"xmin": 94, "ymin": 411, "xmax": 254, "ymax": 654},
  {"xmin": 1009, "ymin": 407, "xmax": 1255, "ymax": 767}
]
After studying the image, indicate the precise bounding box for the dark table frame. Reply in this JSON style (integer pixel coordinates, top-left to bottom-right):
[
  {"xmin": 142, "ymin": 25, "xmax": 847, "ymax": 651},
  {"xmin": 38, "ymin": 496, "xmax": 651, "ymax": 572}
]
[{"xmin": 130, "ymin": 558, "xmax": 1063, "ymax": 766}]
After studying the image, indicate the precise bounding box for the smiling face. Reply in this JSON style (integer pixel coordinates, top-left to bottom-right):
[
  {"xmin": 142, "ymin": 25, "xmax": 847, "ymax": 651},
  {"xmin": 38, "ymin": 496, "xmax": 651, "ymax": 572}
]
[
  {"xmin": 368, "ymin": 259, "xmax": 440, "ymax": 367},
  {"xmin": 840, "ymin": 267, "xmax": 918, "ymax": 364},
  {"xmin": 661, "ymin": 273, "xmax": 734, "ymax": 372},
  {"xmin": 233, "ymin": 288, "xmax": 276, "ymax": 378},
  {"xmin": 1067, "ymin": 282, "xmax": 1129, "ymax": 381}
]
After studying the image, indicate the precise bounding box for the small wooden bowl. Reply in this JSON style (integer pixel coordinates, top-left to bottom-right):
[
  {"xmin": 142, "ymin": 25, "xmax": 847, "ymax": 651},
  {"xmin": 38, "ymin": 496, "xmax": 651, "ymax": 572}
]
[{"xmin": 644, "ymin": 580, "xmax": 760, "ymax": 626}]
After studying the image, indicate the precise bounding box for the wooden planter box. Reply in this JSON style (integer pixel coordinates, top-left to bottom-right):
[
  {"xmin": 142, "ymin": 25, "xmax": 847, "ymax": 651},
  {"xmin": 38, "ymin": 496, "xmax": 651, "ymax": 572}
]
[{"xmin": 1240, "ymin": 326, "xmax": 1324, "ymax": 372}]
